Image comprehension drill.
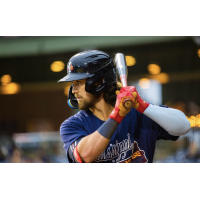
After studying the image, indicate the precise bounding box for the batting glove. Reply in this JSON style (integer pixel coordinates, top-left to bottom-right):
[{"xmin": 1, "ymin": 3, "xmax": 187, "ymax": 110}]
[
  {"xmin": 120, "ymin": 86, "xmax": 149, "ymax": 113},
  {"xmin": 109, "ymin": 90, "xmax": 136, "ymax": 124}
]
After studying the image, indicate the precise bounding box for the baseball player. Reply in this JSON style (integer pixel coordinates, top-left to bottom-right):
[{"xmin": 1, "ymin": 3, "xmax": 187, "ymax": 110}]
[{"xmin": 58, "ymin": 50, "xmax": 191, "ymax": 163}]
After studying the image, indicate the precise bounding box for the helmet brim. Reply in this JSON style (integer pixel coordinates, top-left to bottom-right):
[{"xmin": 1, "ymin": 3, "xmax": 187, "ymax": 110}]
[{"xmin": 57, "ymin": 73, "xmax": 93, "ymax": 82}]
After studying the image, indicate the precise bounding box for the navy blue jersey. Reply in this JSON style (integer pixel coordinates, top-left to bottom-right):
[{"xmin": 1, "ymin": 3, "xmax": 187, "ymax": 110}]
[{"xmin": 60, "ymin": 106, "xmax": 179, "ymax": 163}]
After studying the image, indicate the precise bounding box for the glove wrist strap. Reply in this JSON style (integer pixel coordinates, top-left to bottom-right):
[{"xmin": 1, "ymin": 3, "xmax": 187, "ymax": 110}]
[
  {"xmin": 109, "ymin": 108, "xmax": 125, "ymax": 124},
  {"xmin": 137, "ymin": 98, "xmax": 149, "ymax": 113}
]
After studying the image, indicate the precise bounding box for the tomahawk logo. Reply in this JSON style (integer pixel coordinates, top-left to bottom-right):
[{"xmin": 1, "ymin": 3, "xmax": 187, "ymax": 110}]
[
  {"xmin": 122, "ymin": 141, "xmax": 148, "ymax": 163},
  {"xmin": 131, "ymin": 141, "xmax": 148, "ymax": 163}
]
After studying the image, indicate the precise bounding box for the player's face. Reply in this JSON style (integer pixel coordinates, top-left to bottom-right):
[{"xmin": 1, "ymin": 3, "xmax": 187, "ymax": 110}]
[{"xmin": 72, "ymin": 79, "xmax": 100, "ymax": 110}]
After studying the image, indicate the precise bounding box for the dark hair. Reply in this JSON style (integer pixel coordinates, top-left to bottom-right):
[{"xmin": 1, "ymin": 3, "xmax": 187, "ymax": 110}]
[{"xmin": 103, "ymin": 81, "xmax": 123, "ymax": 107}]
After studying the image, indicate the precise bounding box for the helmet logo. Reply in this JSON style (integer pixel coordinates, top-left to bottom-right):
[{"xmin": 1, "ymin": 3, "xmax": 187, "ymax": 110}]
[
  {"xmin": 70, "ymin": 64, "xmax": 74, "ymax": 71},
  {"xmin": 67, "ymin": 62, "xmax": 74, "ymax": 73}
]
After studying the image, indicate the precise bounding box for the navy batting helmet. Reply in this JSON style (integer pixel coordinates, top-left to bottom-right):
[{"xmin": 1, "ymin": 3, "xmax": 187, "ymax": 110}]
[{"xmin": 58, "ymin": 50, "xmax": 117, "ymax": 109}]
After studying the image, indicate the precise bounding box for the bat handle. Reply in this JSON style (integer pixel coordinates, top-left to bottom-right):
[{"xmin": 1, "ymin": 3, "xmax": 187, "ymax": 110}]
[
  {"xmin": 123, "ymin": 98, "xmax": 133, "ymax": 109},
  {"xmin": 120, "ymin": 74, "xmax": 127, "ymax": 87}
]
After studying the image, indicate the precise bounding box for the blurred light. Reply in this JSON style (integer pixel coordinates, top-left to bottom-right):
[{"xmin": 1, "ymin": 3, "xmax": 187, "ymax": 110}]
[
  {"xmin": 125, "ymin": 56, "xmax": 136, "ymax": 66},
  {"xmin": 51, "ymin": 61, "xmax": 65, "ymax": 72},
  {"xmin": 131, "ymin": 79, "xmax": 162, "ymax": 105},
  {"xmin": 1, "ymin": 74, "xmax": 12, "ymax": 85},
  {"xmin": 147, "ymin": 64, "xmax": 161, "ymax": 75},
  {"xmin": 151, "ymin": 73, "xmax": 169, "ymax": 84},
  {"xmin": 139, "ymin": 78, "xmax": 150, "ymax": 89},
  {"xmin": 64, "ymin": 85, "xmax": 70, "ymax": 96},
  {"xmin": 198, "ymin": 49, "xmax": 200, "ymax": 57},
  {"xmin": 0, "ymin": 82, "xmax": 21, "ymax": 94},
  {"xmin": 187, "ymin": 114, "xmax": 200, "ymax": 127}
]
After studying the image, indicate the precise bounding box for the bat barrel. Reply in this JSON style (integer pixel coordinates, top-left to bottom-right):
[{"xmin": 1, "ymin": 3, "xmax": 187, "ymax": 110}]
[
  {"xmin": 115, "ymin": 53, "xmax": 132, "ymax": 109},
  {"xmin": 114, "ymin": 53, "xmax": 128, "ymax": 76}
]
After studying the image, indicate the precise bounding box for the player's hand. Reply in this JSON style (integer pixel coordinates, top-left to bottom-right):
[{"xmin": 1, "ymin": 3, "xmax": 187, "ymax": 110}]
[
  {"xmin": 109, "ymin": 90, "xmax": 135, "ymax": 123},
  {"xmin": 115, "ymin": 90, "xmax": 135, "ymax": 117},
  {"xmin": 120, "ymin": 86, "xmax": 149, "ymax": 113}
]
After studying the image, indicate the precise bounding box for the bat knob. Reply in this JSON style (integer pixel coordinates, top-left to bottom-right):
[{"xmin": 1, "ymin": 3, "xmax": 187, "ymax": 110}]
[{"xmin": 123, "ymin": 98, "xmax": 133, "ymax": 109}]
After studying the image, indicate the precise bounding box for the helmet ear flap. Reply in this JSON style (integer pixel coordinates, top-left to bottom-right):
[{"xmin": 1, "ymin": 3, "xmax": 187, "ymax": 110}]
[
  {"xmin": 85, "ymin": 67, "xmax": 117, "ymax": 94},
  {"xmin": 85, "ymin": 73, "xmax": 103, "ymax": 94},
  {"xmin": 67, "ymin": 84, "xmax": 78, "ymax": 109}
]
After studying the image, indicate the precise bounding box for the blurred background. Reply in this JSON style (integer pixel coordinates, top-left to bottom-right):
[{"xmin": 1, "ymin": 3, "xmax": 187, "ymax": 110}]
[{"xmin": 0, "ymin": 36, "xmax": 200, "ymax": 163}]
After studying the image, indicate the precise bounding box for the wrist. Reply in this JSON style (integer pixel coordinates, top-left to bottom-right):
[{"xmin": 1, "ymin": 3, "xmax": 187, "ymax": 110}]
[
  {"xmin": 136, "ymin": 98, "xmax": 149, "ymax": 113},
  {"xmin": 97, "ymin": 118, "xmax": 119, "ymax": 139},
  {"xmin": 109, "ymin": 108, "xmax": 125, "ymax": 124}
]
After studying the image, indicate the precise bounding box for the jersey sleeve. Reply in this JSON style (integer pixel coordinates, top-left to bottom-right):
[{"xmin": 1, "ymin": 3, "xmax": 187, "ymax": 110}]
[
  {"xmin": 60, "ymin": 115, "xmax": 89, "ymax": 163},
  {"xmin": 68, "ymin": 138, "xmax": 83, "ymax": 163},
  {"xmin": 155, "ymin": 122, "xmax": 179, "ymax": 141}
]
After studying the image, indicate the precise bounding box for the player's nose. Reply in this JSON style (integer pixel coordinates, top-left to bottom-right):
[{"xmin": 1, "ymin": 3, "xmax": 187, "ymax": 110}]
[{"xmin": 72, "ymin": 84, "xmax": 79, "ymax": 94}]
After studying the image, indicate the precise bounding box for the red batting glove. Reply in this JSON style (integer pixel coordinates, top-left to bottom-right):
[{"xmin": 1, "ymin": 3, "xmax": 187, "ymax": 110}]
[
  {"xmin": 120, "ymin": 86, "xmax": 149, "ymax": 113},
  {"xmin": 109, "ymin": 90, "xmax": 135, "ymax": 124}
]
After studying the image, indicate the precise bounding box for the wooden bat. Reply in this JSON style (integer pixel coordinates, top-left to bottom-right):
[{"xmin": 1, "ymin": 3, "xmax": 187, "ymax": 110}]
[{"xmin": 114, "ymin": 53, "xmax": 133, "ymax": 109}]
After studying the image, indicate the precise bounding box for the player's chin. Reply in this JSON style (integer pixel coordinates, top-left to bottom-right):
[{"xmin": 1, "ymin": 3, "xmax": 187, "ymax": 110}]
[{"xmin": 78, "ymin": 102, "xmax": 89, "ymax": 110}]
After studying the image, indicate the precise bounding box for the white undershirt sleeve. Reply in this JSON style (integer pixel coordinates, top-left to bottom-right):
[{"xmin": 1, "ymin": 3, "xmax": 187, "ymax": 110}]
[{"xmin": 143, "ymin": 104, "xmax": 191, "ymax": 136}]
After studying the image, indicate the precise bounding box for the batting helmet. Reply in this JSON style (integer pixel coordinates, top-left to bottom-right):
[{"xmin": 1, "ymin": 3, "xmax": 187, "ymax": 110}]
[{"xmin": 58, "ymin": 50, "xmax": 117, "ymax": 109}]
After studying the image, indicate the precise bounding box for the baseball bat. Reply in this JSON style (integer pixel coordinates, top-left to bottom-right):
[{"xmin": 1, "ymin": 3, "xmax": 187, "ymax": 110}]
[{"xmin": 114, "ymin": 53, "xmax": 133, "ymax": 109}]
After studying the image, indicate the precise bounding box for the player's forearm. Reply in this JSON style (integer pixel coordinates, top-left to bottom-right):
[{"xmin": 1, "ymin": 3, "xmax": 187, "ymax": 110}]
[
  {"xmin": 77, "ymin": 118, "xmax": 118, "ymax": 163},
  {"xmin": 143, "ymin": 104, "xmax": 191, "ymax": 136},
  {"xmin": 77, "ymin": 132, "xmax": 110, "ymax": 163}
]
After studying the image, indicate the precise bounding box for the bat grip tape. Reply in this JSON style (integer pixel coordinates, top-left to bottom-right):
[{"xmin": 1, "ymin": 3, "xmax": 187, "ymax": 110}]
[{"xmin": 97, "ymin": 118, "xmax": 119, "ymax": 139}]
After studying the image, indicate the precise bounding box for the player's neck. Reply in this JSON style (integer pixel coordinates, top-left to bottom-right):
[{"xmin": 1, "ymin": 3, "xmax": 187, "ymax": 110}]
[{"xmin": 89, "ymin": 95, "xmax": 114, "ymax": 121}]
